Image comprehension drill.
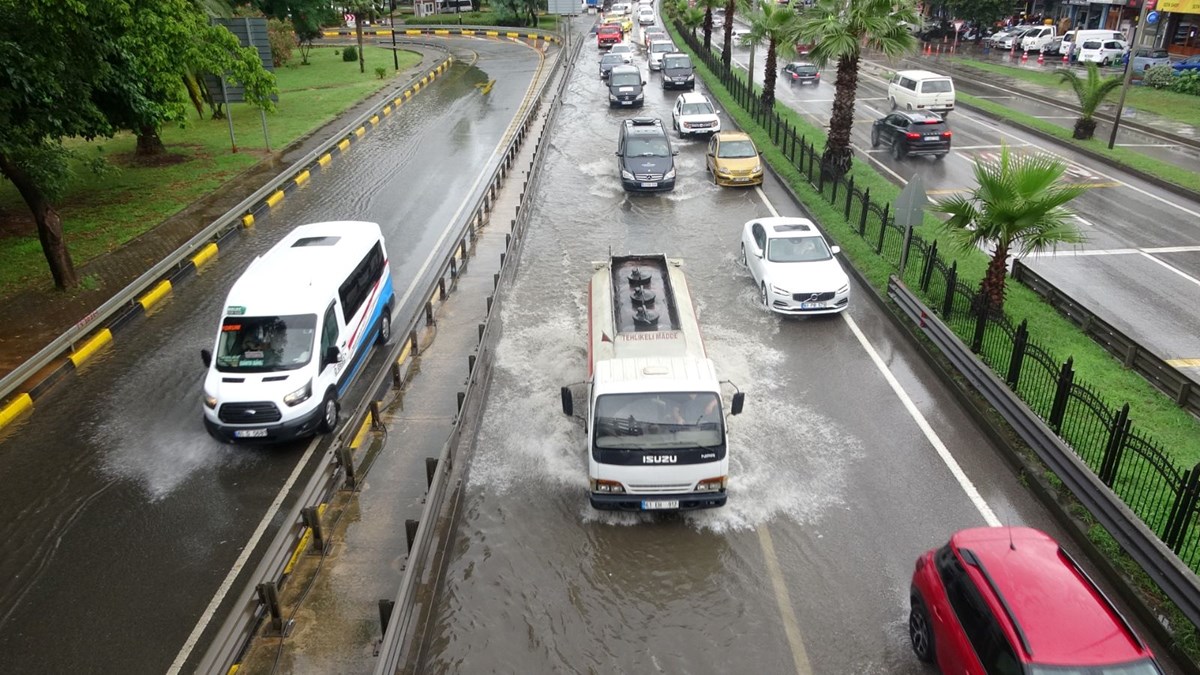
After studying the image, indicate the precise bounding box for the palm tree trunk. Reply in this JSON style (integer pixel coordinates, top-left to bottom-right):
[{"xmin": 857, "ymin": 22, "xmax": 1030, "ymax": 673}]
[
  {"xmin": 721, "ymin": 0, "xmax": 735, "ymax": 69},
  {"xmin": 1073, "ymin": 117, "xmax": 1096, "ymax": 140},
  {"xmin": 703, "ymin": 9, "xmax": 712, "ymax": 51},
  {"xmin": 981, "ymin": 243, "xmax": 1010, "ymax": 309},
  {"xmin": 763, "ymin": 40, "xmax": 778, "ymax": 109},
  {"xmin": 0, "ymin": 152, "xmax": 79, "ymax": 289},
  {"xmin": 822, "ymin": 53, "xmax": 859, "ymax": 175}
]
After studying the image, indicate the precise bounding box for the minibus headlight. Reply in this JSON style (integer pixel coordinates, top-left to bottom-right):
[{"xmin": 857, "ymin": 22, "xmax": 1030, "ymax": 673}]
[
  {"xmin": 283, "ymin": 380, "xmax": 312, "ymax": 406},
  {"xmin": 203, "ymin": 392, "xmax": 218, "ymax": 409}
]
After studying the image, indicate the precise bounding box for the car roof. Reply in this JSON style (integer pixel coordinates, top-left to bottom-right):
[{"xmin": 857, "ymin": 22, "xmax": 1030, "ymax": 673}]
[
  {"xmin": 610, "ymin": 64, "xmax": 639, "ymax": 74},
  {"xmin": 892, "ymin": 110, "xmax": 944, "ymax": 123},
  {"xmin": 714, "ymin": 131, "xmax": 752, "ymax": 142},
  {"xmin": 787, "ymin": 61, "xmax": 817, "ymax": 68},
  {"xmin": 623, "ymin": 117, "xmax": 665, "ymax": 134},
  {"xmin": 747, "ymin": 217, "xmax": 822, "ymax": 238},
  {"xmin": 677, "ymin": 92, "xmax": 708, "ymax": 103},
  {"xmin": 894, "ymin": 69, "xmax": 950, "ymax": 80},
  {"xmin": 951, "ymin": 527, "xmax": 1153, "ymax": 666}
]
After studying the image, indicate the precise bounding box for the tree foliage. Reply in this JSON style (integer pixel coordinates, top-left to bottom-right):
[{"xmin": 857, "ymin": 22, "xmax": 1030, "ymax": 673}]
[
  {"xmin": 1057, "ymin": 64, "xmax": 1123, "ymax": 140},
  {"xmin": 745, "ymin": 0, "xmax": 799, "ymax": 109},
  {"xmin": 933, "ymin": 145, "xmax": 1088, "ymax": 309},
  {"xmin": 942, "ymin": 0, "xmax": 1009, "ymax": 32},
  {"xmin": 797, "ymin": 0, "xmax": 918, "ymax": 174}
]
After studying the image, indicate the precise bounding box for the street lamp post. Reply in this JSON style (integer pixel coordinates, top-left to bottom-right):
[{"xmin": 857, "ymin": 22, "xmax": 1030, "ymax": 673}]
[
  {"xmin": 1107, "ymin": 0, "xmax": 1153, "ymax": 149},
  {"xmin": 390, "ymin": 0, "xmax": 399, "ymax": 70}
]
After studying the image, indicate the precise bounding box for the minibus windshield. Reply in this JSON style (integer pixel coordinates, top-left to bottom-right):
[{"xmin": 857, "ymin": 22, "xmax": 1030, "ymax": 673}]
[{"xmin": 216, "ymin": 314, "xmax": 317, "ymax": 372}]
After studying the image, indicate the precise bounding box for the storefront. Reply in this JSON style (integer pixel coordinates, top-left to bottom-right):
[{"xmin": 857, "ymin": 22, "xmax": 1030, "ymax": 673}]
[{"xmin": 1160, "ymin": 0, "xmax": 1200, "ymax": 54}]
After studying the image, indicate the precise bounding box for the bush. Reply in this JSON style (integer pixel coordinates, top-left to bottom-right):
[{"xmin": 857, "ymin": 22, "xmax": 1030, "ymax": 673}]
[
  {"xmin": 1169, "ymin": 70, "xmax": 1200, "ymax": 96},
  {"xmin": 1142, "ymin": 65, "xmax": 1176, "ymax": 90},
  {"xmin": 342, "ymin": 45, "xmax": 358, "ymax": 62},
  {"xmin": 375, "ymin": 66, "xmax": 387, "ymax": 79},
  {"xmin": 267, "ymin": 17, "xmax": 295, "ymax": 67}
]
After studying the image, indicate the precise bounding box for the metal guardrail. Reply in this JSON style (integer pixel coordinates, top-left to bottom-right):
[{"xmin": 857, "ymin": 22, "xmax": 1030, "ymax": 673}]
[
  {"xmin": 191, "ymin": 33, "xmax": 575, "ymax": 675},
  {"xmin": 1012, "ymin": 259, "xmax": 1199, "ymax": 418},
  {"xmin": 372, "ymin": 30, "xmax": 583, "ymax": 675},
  {"xmin": 0, "ymin": 46, "xmax": 454, "ymax": 413},
  {"xmin": 888, "ymin": 275, "xmax": 1200, "ymax": 631}
]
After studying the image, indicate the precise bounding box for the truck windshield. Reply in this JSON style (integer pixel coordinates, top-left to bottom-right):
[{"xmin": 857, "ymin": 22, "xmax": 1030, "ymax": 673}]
[
  {"xmin": 215, "ymin": 314, "xmax": 317, "ymax": 372},
  {"xmin": 593, "ymin": 392, "xmax": 723, "ymax": 449}
]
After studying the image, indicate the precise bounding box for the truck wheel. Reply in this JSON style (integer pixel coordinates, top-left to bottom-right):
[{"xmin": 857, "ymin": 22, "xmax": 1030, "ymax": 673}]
[{"xmin": 318, "ymin": 391, "xmax": 339, "ymax": 434}]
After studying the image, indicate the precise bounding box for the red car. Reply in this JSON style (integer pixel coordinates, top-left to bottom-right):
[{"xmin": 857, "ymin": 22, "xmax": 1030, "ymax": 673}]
[
  {"xmin": 597, "ymin": 23, "xmax": 622, "ymax": 49},
  {"xmin": 910, "ymin": 527, "xmax": 1162, "ymax": 674}
]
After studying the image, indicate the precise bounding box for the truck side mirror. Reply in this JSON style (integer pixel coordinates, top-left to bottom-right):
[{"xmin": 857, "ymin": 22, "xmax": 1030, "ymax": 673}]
[
  {"xmin": 324, "ymin": 346, "xmax": 340, "ymax": 367},
  {"xmin": 200, "ymin": 349, "xmax": 212, "ymax": 368},
  {"xmin": 730, "ymin": 392, "xmax": 745, "ymax": 415},
  {"xmin": 560, "ymin": 386, "xmax": 573, "ymax": 416}
]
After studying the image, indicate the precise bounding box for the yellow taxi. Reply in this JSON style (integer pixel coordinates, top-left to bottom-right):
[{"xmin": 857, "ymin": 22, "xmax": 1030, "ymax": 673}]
[
  {"xmin": 604, "ymin": 13, "xmax": 634, "ymax": 34},
  {"xmin": 706, "ymin": 132, "xmax": 764, "ymax": 186}
]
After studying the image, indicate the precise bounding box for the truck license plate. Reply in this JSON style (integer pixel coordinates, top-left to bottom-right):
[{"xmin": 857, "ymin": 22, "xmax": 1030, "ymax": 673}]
[
  {"xmin": 642, "ymin": 499, "xmax": 679, "ymax": 510},
  {"xmin": 234, "ymin": 429, "xmax": 269, "ymax": 438}
]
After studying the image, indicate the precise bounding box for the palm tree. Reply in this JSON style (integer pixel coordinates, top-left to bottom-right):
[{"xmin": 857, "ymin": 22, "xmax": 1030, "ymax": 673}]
[
  {"xmin": 720, "ymin": 0, "xmax": 742, "ymax": 69},
  {"xmin": 933, "ymin": 145, "xmax": 1088, "ymax": 310},
  {"xmin": 1057, "ymin": 63, "xmax": 1124, "ymax": 140},
  {"xmin": 745, "ymin": 0, "xmax": 798, "ymax": 108},
  {"xmin": 682, "ymin": 7, "xmax": 706, "ymax": 36},
  {"xmin": 695, "ymin": 0, "xmax": 725, "ymax": 51},
  {"xmin": 797, "ymin": 0, "xmax": 918, "ymax": 175}
]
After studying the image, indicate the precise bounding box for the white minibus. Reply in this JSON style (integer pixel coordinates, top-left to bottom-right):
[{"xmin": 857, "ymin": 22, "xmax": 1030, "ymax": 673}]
[{"xmin": 201, "ymin": 221, "xmax": 394, "ymax": 443}]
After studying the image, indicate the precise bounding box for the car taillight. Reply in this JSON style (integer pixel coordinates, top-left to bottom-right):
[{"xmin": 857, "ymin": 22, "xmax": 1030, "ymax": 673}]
[
  {"xmin": 791, "ymin": 73, "xmax": 798, "ymax": 79},
  {"xmin": 905, "ymin": 132, "xmax": 921, "ymax": 140},
  {"xmin": 941, "ymin": 131, "xmax": 952, "ymax": 138}
]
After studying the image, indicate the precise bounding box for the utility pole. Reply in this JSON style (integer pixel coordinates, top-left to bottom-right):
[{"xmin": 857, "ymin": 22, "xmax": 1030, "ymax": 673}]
[
  {"xmin": 1107, "ymin": 0, "xmax": 1154, "ymax": 149},
  {"xmin": 390, "ymin": 0, "xmax": 399, "ymax": 70}
]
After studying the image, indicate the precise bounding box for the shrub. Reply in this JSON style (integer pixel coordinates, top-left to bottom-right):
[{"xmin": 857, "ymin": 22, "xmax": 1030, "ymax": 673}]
[
  {"xmin": 267, "ymin": 17, "xmax": 295, "ymax": 67},
  {"xmin": 1169, "ymin": 70, "xmax": 1200, "ymax": 96},
  {"xmin": 342, "ymin": 45, "xmax": 358, "ymax": 62},
  {"xmin": 375, "ymin": 66, "xmax": 387, "ymax": 79},
  {"xmin": 1142, "ymin": 65, "xmax": 1176, "ymax": 90}
]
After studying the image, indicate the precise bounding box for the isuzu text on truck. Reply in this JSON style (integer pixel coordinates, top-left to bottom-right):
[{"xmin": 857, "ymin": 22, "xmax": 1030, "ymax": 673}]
[{"xmin": 560, "ymin": 255, "xmax": 744, "ymax": 511}]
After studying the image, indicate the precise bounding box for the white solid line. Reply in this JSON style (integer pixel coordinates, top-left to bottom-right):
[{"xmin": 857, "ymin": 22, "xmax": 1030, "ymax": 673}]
[
  {"xmin": 168, "ymin": 437, "xmax": 323, "ymax": 673},
  {"xmin": 758, "ymin": 526, "xmax": 815, "ymax": 675},
  {"xmin": 972, "ymin": 95, "xmax": 1017, "ymax": 99},
  {"xmin": 951, "ymin": 144, "xmax": 1030, "ymax": 150},
  {"xmin": 1033, "ymin": 115, "xmax": 1079, "ymax": 120},
  {"xmin": 1139, "ymin": 251, "xmax": 1200, "ymax": 288},
  {"xmin": 841, "ymin": 314, "xmax": 1002, "ymax": 526},
  {"xmin": 1114, "ymin": 143, "xmax": 1177, "ymax": 148},
  {"xmin": 756, "ymin": 185, "xmax": 780, "ymax": 216},
  {"xmin": 1022, "ymin": 244, "xmax": 1200, "ymax": 258}
]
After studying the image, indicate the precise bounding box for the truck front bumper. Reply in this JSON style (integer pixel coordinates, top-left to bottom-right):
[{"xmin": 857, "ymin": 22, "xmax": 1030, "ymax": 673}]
[{"xmin": 590, "ymin": 491, "xmax": 727, "ymax": 511}]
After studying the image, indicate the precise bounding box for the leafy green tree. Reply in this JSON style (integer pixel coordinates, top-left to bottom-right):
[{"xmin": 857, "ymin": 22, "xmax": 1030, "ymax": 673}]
[
  {"xmin": 1057, "ymin": 64, "xmax": 1123, "ymax": 140},
  {"xmin": 943, "ymin": 0, "xmax": 1009, "ymax": 37},
  {"xmin": 695, "ymin": 0, "xmax": 725, "ymax": 51},
  {"xmin": 933, "ymin": 145, "xmax": 1088, "ymax": 309},
  {"xmin": 745, "ymin": 0, "xmax": 798, "ymax": 108},
  {"xmin": 797, "ymin": 0, "xmax": 918, "ymax": 174},
  {"xmin": 682, "ymin": 7, "xmax": 706, "ymax": 35}
]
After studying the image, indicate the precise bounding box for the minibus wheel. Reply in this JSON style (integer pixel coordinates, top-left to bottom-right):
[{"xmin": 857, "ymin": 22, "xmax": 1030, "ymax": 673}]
[
  {"xmin": 378, "ymin": 306, "xmax": 392, "ymax": 345},
  {"xmin": 318, "ymin": 391, "xmax": 339, "ymax": 433}
]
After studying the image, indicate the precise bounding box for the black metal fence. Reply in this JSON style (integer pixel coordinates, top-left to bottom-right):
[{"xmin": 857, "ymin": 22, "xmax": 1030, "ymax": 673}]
[{"xmin": 672, "ymin": 21, "xmax": 1200, "ymax": 571}]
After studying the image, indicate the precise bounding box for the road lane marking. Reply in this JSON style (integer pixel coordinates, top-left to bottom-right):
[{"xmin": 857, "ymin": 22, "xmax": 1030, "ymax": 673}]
[
  {"xmin": 758, "ymin": 168, "xmax": 1000, "ymax": 526},
  {"xmin": 1022, "ymin": 244, "xmax": 1200, "ymax": 258},
  {"xmin": 758, "ymin": 526, "xmax": 815, "ymax": 675},
  {"xmin": 1033, "ymin": 115, "xmax": 1079, "ymax": 120},
  {"xmin": 841, "ymin": 314, "xmax": 1002, "ymax": 527},
  {"xmin": 1139, "ymin": 251, "xmax": 1200, "ymax": 288},
  {"xmin": 1115, "ymin": 143, "xmax": 1178, "ymax": 148}
]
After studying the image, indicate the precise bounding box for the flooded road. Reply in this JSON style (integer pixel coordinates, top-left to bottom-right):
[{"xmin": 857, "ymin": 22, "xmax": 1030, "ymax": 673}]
[
  {"xmin": 416, "ymin": 25, "xmax": 1186, "ymax": 675},
  {"xmin": 0, "ymin": 37, "xmax": 541, "ymax": 674}
]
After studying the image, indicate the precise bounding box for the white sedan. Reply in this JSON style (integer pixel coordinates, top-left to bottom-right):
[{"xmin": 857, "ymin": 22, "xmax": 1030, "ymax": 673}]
[{"xmin": 740, "ymin": 217, "xmax": 850, "ymax": 315}]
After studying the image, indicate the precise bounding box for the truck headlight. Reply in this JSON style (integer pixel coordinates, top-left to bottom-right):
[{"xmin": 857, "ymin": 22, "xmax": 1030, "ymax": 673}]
[
  {"xmin": 283, "ymin": 380, "xmax": 312, "ymax": 406},
  {"xmin": 203, "ymin": 392, "xmax": 218, "ymax": 409},
  {"xmin": 696, "ymin": 476, "xmax": 726, "ymax": 492},
  {"xmin": 621, "ymin": 169, "xmax": 635, "ymax": 180},
  {"xmin": 591, "ymin": 479, "xmax": 626, "ymax": 493}
]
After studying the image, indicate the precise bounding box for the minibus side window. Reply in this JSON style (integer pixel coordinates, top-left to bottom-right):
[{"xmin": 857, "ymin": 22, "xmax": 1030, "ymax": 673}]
[
  {"xmin": 339, "ymin": 242, "xmax": 385, "ymax": 320},
  {"xmin": 320, "ymin": 304, "xmax": 339, "ymax": 369}
]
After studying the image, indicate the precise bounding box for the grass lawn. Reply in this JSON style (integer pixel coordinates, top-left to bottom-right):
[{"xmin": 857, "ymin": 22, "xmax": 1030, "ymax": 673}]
[
  {"xmin": 0, "ymin": 45, "xmax": 423, "ymax": 295},
  {"xmin": 947, "ymin": 57, "xmax": 1200, "ymax": 128}
]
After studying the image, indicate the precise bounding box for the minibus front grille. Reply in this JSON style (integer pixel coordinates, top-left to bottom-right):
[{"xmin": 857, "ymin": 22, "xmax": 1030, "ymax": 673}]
[{"xmin": 218, "ymin": 401, "xmax": 282, "ymax": 424}]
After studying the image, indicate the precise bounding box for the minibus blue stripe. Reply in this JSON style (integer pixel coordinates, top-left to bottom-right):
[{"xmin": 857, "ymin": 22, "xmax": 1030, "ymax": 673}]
[{"xmin": 336, "ymin": 275, "xmax": 394, "ymax": 397}]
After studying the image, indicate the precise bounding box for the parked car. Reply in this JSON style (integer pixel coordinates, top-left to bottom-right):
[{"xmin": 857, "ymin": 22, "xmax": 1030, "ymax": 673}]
[
  {"xmin": 740, "ymin": 217, "xmax": 850, "ymax": 315},
  {"xmin": 1062, "ymin": 29, "xmax": 1127, "ymax": 56},
  {"xmin": 909, "ymin": 527, "xmax": 1162, "ymax": 674},
  {"xmin": 1078, "ymin": 38, "xmax": 1128, "ymax": 66},
  {"xmin": 782, "ymin": 61, "xmax": 820, "ymax": 85},
  {"xmin": 661, "ymin": 52, "xmax": 696, "ymax": 89},
  {"xmin": 1040, "ymin": 36, "xmax": 1063, "ymax": 55},
  {"xmin": 1018, "ymin": 25, "xmax": 1056, "ymax": 51},
  {"xmin": 994, "ymin": 26, "xmax": 1036, "ymax": 49},
  {"xmin": 871, "ymin": 110, "xmax": 951, "ymax": 161},
  {"xmin": 1131, "ymin": 47, "xmax": 1171, "ymax": 72},
  {"xmin": 705, "ymin": 132, "xmax": 763, "ymax": 186},
  {"xmin": 616, "ymin": 117, "xmax": 677, "ymax": 192},
  {"xmin": 671, "ymin": 92, "xmax": 721, "ymax": 136},
  {"xmin": 1173, "ymin": 54, "xmax": 1200, "ymax": 72},
  {"xmin": 599, "ymin": 52, "xmax": 627, "ymax": 79}
]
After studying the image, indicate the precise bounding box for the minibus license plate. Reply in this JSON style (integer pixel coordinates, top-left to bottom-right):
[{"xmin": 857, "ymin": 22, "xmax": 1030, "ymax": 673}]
[
  {"xmin": 235, "ymin": 429, "xmax": 269, "ymax": 438},
  {"xmin": 642, "ymin": 499, "xmax": 679, "ymax": 510}
]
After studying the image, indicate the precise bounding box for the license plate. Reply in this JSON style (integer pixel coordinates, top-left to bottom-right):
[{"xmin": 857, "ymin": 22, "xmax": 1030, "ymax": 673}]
[
  {"xmin": 234, "ymin": 428, "xmax": 269, "ymax": 438},
  {"xmin": 924, "ymin": 137, "xmax": 938, "ymax": 142},
  {"xmin": 641, "ymin": 181, "xmax": 658, "ymax": 188},
  {"xmin": 642, "ymin": 499, "xmax": 679, "ymax": 510},
  {"xmin": 800, "ymin": 302, "xmax": 825, "ymax": 309},
  {"xmin": 734, "ymin": 177, "xmax": 750, "ymax": 182}
]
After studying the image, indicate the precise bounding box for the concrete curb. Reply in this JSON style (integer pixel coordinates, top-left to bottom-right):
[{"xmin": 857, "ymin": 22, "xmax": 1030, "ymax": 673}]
[
  {"xmin": 321, "ymin": 25, "xmax": 563, "ymax": 44},
  {"xmin": 0, "ymin": 54, "xmax": 458, "ymax": 434}
]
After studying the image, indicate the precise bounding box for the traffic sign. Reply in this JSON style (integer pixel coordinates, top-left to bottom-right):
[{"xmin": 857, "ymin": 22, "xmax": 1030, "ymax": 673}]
[
  {"xmin": 894, "ymin": 173, "xmax": 927, "ymax": 229},
  {"xmin": 1147, "ymin": 10, "xmax": 1160, "ymax": 24},
  {"xmin": 953, "ymin": 19, "xmax": 965, "ymax": 33}
]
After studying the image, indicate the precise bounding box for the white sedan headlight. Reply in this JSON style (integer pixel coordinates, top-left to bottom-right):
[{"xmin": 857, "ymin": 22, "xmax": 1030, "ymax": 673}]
[
  {"xmin": 837, "ymin": 284, "xmax": 850, "ymax": 294},
  {"xmin": 770, "ymin": 284, "xmax": 790, "ymax": 296}
]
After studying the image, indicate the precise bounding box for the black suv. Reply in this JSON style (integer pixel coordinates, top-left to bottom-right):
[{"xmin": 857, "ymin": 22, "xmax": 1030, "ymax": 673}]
[
  {"xmin": 617, "ymin": 118, "xmax": 677, "ymax": 193},
  {"xmin": 607, "ymin": 64, "xmax": 645, "ymax": 108},
  {"xmin": 661, "ymin": 53, "xmax": 695, "ymax": 89},
  {"xmin": 871, "ymin": 110, "xmax": 951, "ymax": 160}
]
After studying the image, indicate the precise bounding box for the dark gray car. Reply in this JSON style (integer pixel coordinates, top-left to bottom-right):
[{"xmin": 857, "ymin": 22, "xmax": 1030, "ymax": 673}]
[
  {"xmin": 661, "ymin": 53, "xmax": 695, "ymax": 89},
  {"xmin": 617, "ymin": 117, "xmax": 677, "ymax": 192},
  {"xmin": 608, "ymin": 64, "xmax": 646, "ymax": 107}
]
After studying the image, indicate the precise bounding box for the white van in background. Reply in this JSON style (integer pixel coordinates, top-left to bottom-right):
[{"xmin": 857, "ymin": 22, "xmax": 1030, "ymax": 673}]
[
  {"xmin": 888, "ymin": 70, "xmax": 955, "ymax": 117},
  {"xmin": 201, "ymin": 221, "xmax": 395, "ymax": 443},
  {"xmin": 1061, "ymin": 29, "xmax": 1127, "ymax": 55},
  {"xmin": 1019, "ymin": 25, "xmax": 1056, "ymax": 52}
]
